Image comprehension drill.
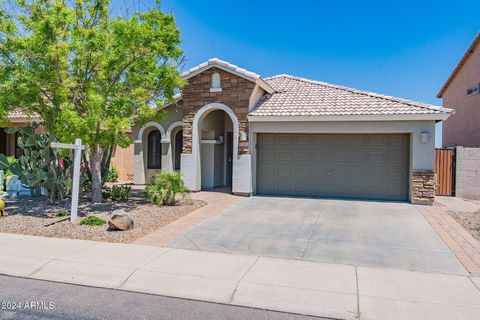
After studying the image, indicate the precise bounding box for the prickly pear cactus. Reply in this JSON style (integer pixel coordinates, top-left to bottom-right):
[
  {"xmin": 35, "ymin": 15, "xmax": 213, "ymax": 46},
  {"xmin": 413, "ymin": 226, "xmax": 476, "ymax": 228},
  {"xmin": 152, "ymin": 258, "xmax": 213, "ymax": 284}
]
[{"xmin": 3, "ymin": 123, "xmax": 74, "ymax": 204}]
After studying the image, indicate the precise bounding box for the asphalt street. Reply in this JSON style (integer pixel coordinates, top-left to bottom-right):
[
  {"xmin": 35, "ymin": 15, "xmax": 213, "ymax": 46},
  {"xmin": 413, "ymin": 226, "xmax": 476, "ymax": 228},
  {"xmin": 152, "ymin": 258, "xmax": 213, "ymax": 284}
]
[{"xmin": 0, "ymin": 275, "xmax": 329, "ymax": 320}]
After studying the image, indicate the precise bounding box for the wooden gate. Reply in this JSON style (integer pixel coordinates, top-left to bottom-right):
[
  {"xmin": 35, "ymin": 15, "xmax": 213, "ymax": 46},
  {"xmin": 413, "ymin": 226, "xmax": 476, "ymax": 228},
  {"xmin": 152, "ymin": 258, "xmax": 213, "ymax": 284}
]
[{"xmin": 435, "ymin": 149, "xmax": 455, "ymax": 196}]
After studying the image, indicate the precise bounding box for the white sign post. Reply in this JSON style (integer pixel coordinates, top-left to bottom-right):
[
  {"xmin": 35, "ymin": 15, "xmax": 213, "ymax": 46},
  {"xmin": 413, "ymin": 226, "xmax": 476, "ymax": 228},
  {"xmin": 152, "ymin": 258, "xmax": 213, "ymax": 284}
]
[{"xmin": 51, "ymin": 139, "xmax": 85, "ymax": 222}]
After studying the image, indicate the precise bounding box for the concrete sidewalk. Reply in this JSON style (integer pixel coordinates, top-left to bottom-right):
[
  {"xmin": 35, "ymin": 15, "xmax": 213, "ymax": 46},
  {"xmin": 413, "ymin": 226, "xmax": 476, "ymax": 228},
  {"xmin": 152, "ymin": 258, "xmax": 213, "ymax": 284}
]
[{"xmin": 1, "ymin": 233, "xmax": 480, "ymax": 320}]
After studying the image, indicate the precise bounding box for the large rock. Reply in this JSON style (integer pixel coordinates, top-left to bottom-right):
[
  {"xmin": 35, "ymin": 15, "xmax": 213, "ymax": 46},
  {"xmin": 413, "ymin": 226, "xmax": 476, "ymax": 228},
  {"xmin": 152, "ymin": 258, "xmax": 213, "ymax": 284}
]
[{"xmin": 108, "ymin": 210, "xmax": 134, "ymax": 231}]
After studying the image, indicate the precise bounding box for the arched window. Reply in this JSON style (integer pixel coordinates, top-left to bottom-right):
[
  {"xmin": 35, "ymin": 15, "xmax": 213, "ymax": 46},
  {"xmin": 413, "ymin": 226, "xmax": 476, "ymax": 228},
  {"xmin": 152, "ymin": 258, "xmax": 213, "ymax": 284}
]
[
  {"xmin": 147, "ymin": 130, "xmax": 162, "ymax": 169},
  {"xmin": 211, "ymin": 72, "xmax": 221, "ymax": 91},
  {"xmin": 174, "ymin": 130, "xmax": 183, "ymax": 170}
]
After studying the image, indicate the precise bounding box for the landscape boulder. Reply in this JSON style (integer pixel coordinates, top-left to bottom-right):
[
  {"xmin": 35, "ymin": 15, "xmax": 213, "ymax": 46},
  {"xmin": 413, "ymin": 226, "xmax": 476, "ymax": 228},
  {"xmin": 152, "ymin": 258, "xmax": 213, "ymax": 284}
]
[{"xmin": 108, "ymin": 210, "xmax": 134, "ymax": 231}]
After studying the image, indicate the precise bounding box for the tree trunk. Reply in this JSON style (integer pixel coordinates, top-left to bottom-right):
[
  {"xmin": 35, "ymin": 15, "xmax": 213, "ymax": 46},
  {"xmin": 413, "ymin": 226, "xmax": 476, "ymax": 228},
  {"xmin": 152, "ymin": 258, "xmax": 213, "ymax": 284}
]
[
  {"xmin": 101, "ymin": 141, "xmax": 114, "ymax": 184},
  {"xmin": 91, "ymin": 145, "xmax": 104, "ymax": 203}
]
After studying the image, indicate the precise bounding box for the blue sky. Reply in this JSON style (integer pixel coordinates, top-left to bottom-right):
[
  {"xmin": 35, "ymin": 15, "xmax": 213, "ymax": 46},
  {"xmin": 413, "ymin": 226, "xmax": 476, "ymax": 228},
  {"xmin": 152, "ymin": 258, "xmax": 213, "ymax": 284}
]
[{"xmin": 119, "ymin": 0, "xmax": 479, "ymax": 146}]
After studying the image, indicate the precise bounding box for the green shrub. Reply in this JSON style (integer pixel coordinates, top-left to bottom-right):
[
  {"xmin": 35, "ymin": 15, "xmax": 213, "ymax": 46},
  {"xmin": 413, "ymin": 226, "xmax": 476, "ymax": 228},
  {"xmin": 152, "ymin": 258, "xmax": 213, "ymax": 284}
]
[
  {"xmin": 144, "ymin": 172, "xmax": 189, "ymax": 206},
  {"xmin": 105, "ymin": 165, "xmax": 120, "ymax": 183},
  {"xmin": 105, "ymin": 184, "xmax": 132, "ymax": 201},
  {"xmin": 56, "ymin": 210, "xmax": 70, "ymax": 217},
  {"xmin": 80, "ymin": 215, "xmax": 106, "ymax": 226}
]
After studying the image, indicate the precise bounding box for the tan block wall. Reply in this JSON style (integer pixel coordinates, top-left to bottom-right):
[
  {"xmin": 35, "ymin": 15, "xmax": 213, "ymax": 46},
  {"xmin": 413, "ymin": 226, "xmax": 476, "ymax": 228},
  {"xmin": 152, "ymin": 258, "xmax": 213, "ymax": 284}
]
[
  {"xmin": 182, "ymin": 67, "xmax": 255, "ymax": 155},
  {"xmin": 442, "ymin": 44, "xmax": 480, "ymax": 147},
  {"xmin": 111, "ymin": 142, "xmax": 134, "ymax": 182},
  {"xmin": 412, "ymin": 170, "xmax": 435, "ymax": 204}
]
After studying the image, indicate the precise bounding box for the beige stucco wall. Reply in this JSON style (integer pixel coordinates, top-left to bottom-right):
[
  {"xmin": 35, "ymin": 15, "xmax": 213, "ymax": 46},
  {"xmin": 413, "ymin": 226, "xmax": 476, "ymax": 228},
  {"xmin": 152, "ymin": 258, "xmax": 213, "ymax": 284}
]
[
  {"xmin": 442, "ymin": 44, "xmax": 480, "ymax": 147},
  {"xmin": 132, "ymin": 103, "xmax": 184, "ymax": 184}
]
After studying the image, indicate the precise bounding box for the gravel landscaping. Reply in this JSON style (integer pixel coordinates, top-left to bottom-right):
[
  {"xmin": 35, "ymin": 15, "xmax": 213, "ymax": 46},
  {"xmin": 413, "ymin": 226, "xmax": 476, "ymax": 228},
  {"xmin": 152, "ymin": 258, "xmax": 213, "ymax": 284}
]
[
  {"xmin": 0, "ymin": 191, "xmax": 205, "ymax": 243},
  {"xmin": 447, "ymin": 210, "xmax": 480, "ymax": 241},
  {"xmin": 436, "ymin": 196, "xmax": 480, "ymax": 241}
]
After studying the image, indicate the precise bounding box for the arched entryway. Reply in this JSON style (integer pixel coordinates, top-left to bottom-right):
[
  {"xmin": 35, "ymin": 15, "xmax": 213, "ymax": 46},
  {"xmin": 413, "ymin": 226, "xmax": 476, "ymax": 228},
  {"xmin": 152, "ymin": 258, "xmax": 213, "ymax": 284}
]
[{"xmin": 186, "ymin": 103, "xmax": 239, "ymax": 192}]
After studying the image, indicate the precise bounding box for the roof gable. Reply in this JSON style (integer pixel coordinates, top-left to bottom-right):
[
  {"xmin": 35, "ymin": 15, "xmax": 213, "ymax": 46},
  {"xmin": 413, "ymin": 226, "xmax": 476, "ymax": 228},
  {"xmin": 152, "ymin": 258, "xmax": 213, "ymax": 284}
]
[
  {"xmin": 181, "ymin": 58, "xmax": 260, "ymax": 82},
  {"xmin": 437, "ymin": 32, "xmax": 480, "ymax": 98},
  {"xmin": 181, "ymin": 58, "xmax": 274, "ymax": 94}
]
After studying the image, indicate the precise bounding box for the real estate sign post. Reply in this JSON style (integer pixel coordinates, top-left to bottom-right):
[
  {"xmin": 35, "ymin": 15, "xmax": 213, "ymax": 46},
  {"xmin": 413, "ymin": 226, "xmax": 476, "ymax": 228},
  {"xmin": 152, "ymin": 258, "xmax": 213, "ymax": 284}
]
[{"xmin": 51, "ymin": 139, "xmax": 85, "ymax": 222}]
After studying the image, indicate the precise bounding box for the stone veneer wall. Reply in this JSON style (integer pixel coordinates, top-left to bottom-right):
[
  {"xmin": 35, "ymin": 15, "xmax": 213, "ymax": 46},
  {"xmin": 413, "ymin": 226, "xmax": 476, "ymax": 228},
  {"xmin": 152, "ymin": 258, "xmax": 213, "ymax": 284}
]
[
  {"xmin": 412, "ymin": 170, "xmax": 435, "ymax": 204},
  {"xmin": 181, "ymin": 67, "xmax": 255, "ymax": 155}
]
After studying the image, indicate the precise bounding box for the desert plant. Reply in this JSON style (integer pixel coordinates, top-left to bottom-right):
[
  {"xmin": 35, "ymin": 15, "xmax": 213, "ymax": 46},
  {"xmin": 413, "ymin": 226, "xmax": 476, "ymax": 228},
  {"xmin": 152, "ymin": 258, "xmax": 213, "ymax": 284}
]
[
  {"xmin": 79, "ymin": 216, "xmax": 106, "ymax": 226},
  {"xmin": 0, "ymin": 0, "xmax": 184, "ymax": 203},
  {"xmin": 56, "ymin": 210, "xmax": 70, "ymax": 217},
  {"xmin": 144, "ymin": 172, "xmax": 189, "ymax": 206},
  {"xmin": 105, "ymin": 184, "xmax": 132, "ymax": 201},
  {"xmin": 105, "ymin": 166, "xmax": 120, "ymax": 183},
  {"xmin": 0, "ymin": 154, "xmax": 21, "ymax": 177},
  {"xmin": 0, "ymin": 123, "xmax": 87, "ymax": 204}
]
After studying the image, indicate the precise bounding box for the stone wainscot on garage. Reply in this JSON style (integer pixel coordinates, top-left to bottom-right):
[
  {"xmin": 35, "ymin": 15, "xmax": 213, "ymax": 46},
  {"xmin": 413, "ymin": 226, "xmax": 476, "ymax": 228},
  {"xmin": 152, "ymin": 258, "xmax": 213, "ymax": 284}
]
[{"xmin": 132, "ymin": 58, "xmax": 453, "ymax": 204}]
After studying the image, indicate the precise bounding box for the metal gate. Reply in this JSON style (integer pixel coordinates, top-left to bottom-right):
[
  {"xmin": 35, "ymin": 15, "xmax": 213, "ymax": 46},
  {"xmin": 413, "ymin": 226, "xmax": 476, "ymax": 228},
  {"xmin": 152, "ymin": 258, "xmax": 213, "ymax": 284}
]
[{"xmin": 435, "ymin": 149, "xmax": 455, "ymax": 196}]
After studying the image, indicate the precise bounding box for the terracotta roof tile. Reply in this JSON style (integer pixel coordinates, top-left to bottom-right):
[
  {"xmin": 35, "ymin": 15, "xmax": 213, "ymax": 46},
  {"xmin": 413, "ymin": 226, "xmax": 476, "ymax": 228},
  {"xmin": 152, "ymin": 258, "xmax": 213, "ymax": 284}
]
[
  {"xmin": 250, "ymin": 75, "xmax": 452, "ymax": 117},
  {"xmin": 7, "ymin": 109, "xmax": 41, "ymax": 121}
]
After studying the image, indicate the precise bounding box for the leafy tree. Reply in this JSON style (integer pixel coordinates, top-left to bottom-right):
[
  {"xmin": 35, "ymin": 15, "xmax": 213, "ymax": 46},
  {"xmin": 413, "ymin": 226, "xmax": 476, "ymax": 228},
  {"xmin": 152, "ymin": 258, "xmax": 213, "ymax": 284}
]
[{"xmin": 0, "ymin": 0, "xmax": 184, "ymax": 202}]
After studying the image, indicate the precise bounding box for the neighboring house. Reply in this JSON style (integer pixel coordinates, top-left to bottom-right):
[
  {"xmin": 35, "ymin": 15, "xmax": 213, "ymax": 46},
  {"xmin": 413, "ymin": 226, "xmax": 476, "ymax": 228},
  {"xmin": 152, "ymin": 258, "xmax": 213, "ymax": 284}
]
[
  {"xmin": 132, "ymin": 58, "xmax": 453, "ymax": 204},
  {"xmin": 2, "ymin": 109, "xmax": 134, "ymax": 182},
  {"xmin": 1, "ymin": 109, "xmax": 41, "ymax": 157},
  {"xmin": 438, "ymin": 32, "xmax": 480, "ymax": 147}
]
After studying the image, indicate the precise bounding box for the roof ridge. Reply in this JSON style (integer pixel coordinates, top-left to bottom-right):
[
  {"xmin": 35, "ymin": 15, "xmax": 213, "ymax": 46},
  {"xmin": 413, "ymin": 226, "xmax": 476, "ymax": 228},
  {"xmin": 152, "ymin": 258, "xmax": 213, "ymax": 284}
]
[
  {"xmin": 268, "ymin": 74, "xmax": 453, "ymax": 114},
  {"xmin": 181, "ymin": 58, "xmax": 261, "ymax": 80}
]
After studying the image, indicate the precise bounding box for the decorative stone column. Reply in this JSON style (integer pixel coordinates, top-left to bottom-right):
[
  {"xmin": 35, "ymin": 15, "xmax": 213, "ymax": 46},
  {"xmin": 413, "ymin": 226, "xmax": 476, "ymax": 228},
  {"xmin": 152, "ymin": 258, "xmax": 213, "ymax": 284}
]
[{"xmin": 412, "ymin": 170, "xmax": 435, "ymax": 205}]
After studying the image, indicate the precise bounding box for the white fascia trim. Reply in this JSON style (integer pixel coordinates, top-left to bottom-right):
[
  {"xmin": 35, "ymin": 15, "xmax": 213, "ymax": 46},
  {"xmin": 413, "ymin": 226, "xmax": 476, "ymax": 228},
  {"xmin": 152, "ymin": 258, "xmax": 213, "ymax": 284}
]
[
  {"xmin": 255, "ymin": 78, "xmax": 275, "ymax": 94},
  {"xmin": 183, "ymin": 64, "xmax": 258, "ymax": 83},
  {"xmin": 8, "ymin": 118, "xmax": 41, "ymax": 123},
  {"xmin": 248, "ymin": 113, "xmax": 451, "ymax": 122},
  {"xmin": 160, "ymin": 94, "xmax": 183, "ymax": 109}
]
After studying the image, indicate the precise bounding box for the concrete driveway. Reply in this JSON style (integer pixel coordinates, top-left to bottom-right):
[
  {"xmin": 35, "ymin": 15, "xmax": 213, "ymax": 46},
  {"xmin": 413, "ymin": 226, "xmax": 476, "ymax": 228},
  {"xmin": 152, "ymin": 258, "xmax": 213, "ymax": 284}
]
[{"xmin": 166, "ymin": 196, "xmax": 467, "ymax": 275}]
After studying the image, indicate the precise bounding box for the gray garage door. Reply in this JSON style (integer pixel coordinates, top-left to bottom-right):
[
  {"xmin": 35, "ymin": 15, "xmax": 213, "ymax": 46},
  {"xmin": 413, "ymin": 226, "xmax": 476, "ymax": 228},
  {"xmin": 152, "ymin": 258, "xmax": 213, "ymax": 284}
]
[{"xmin": 256, "ymin": 134, "xmax": 409, "ymax": 201}]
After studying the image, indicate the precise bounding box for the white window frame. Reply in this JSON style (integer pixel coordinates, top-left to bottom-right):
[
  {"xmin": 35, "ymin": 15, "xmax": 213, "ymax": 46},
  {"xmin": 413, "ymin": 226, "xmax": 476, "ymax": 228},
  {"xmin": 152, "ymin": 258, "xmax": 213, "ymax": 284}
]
[{"xmin": 467, "ymin": 84, "xmax": 480, "ymax": 96}]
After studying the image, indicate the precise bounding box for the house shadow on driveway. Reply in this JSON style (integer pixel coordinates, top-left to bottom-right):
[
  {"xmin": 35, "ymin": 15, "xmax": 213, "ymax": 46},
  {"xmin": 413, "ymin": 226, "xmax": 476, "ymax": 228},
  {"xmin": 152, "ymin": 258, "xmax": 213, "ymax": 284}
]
[{"xmin": 166, "ymin": 196, "xmax": 468, "ymax": 275}]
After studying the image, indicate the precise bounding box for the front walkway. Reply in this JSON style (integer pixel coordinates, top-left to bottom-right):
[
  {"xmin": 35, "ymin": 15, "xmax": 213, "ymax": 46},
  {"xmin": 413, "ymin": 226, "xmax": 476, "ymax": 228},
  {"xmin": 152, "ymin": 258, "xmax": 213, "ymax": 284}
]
[
  {"xmin": 134, "ymin": 191, "xmax": 240, "ymax": 246},
  {"xmin": 1, "ymin": 232, "xmax": 480, "ymax": 320}
]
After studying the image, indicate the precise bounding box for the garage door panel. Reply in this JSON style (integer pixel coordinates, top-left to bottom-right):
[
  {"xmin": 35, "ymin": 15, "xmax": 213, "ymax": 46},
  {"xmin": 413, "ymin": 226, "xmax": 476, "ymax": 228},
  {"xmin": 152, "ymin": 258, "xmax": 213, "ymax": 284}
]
[
  {"xmin": 368, "ymin": 152, "xmax": 387, "ymax": 163},
  {"xmin": 295, "ymin": 135, "xmax": 310, "ymax": 144},
  {"xmin": 368, "ymin": 135, "xmax": 388, "ymax": 146},
  {"xmin": 388, "ymin": 135, "xmax": 408, "ymax": 145},
  {"xmin": 276, "ymin": 135, "xmax": 293, "ymax": 145},
  {"xmin": 257, "ymin": 134, "xmax": 409, "ymax": 201}
]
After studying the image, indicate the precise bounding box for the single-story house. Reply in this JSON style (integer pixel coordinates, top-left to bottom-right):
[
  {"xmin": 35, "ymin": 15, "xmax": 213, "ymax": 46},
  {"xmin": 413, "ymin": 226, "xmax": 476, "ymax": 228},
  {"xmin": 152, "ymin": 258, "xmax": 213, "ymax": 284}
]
[{"xmin": 132, "ymin": 58, "xmax": 453, "ymax": 204}]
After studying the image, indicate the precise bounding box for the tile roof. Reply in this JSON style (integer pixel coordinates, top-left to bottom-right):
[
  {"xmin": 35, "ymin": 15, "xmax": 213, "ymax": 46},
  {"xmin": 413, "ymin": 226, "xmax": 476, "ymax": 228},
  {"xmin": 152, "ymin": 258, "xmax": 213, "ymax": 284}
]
[
  {"xmin": 181, "ymin": 58, "xmax": 260, "ymax": 81},
  {"xmin": 7, "ymin": 109, "xmax": 41, "ymax": 121},
  {"xmin": 250, "ymin": 74, "xmax": 453, "ymax": 117}
]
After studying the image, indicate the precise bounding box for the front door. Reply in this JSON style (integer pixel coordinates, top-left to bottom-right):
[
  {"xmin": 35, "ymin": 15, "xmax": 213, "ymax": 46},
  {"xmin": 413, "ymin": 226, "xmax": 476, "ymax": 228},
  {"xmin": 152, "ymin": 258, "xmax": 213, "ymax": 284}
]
[{"xmin": 226, "ymin": 132, "xmax": 233, "ymax": 186}]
